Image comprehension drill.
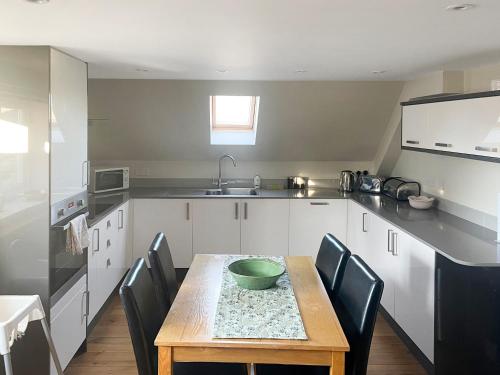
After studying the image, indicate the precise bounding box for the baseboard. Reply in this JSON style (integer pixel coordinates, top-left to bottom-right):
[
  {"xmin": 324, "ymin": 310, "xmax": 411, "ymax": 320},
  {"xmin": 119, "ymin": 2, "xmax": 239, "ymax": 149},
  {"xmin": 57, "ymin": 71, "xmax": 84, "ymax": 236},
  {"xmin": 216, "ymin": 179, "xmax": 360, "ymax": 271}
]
[{"xmin": 379, "ymin": 306, "xmax": 434, "ymax": 375}]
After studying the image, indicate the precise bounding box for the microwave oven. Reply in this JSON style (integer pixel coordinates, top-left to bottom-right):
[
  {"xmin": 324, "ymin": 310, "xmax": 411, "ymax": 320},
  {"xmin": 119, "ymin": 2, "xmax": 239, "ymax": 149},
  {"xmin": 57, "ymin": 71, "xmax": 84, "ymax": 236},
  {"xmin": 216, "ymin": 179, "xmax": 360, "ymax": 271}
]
[{"xmin": 91, "ymin": 167, "xmax": 129, "ymax": 193}]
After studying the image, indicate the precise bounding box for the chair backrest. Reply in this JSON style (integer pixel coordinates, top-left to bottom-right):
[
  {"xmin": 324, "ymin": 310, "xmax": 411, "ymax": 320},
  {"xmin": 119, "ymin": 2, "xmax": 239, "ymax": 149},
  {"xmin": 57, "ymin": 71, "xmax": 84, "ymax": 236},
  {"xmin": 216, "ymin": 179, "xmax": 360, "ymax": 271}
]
[
  {"xmin": 119, "ymin": 258, "xmax": 164, "ymax": 375},
  {"xmin": 335, "ymin": 255, "xmax": 384, "ymax": 375},
  {"xmin": 315, "ymin": 233, "xmax": 351, "ymax": 301},
  {"xmin": 148, "ymin": 232, "xmax": 178, "ymax": 316}
]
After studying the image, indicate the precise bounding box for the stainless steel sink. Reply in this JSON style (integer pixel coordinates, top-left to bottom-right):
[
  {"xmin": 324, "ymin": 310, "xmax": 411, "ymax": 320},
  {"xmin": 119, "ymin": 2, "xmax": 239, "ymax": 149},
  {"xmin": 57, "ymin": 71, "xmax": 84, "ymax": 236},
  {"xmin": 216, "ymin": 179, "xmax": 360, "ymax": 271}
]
[{"xmin": 205, "ymin": 188, "xmax": 258, "ymax": 196}]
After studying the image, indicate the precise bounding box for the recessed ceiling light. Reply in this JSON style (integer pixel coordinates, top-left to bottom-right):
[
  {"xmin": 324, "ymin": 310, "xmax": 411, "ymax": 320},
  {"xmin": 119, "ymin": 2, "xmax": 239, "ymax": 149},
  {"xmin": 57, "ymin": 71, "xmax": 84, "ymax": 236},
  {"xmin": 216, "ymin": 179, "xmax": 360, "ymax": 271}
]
[
  {"xmin": 216, "ymin": 68, "xmax": 228, "ymax": 73},
  {"xmin": 446, "ymin": 3, "xmax": 476, "ymax": 11},
  {"xmin": 372, "ymin": 70, "xmax": 387, "ymax": 74},
  {"xmin": 25, "ymin": 0, "xmax": 50, "ymax": 3},
  {"xmin": 294, "ymin": 69, "xmax": 308, "ymax": 73}
]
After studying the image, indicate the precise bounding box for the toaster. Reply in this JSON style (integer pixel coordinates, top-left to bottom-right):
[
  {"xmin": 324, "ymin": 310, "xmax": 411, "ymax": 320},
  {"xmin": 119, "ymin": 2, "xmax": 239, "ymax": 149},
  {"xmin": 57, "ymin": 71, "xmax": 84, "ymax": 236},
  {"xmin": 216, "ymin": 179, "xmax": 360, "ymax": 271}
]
[
  {"xmin": 358, "ymin": 175, "xmax": 385, "ymax": 194},
  {"xmin": 382, "ymin": 177, "xmax": 421, "ymax": 201}
]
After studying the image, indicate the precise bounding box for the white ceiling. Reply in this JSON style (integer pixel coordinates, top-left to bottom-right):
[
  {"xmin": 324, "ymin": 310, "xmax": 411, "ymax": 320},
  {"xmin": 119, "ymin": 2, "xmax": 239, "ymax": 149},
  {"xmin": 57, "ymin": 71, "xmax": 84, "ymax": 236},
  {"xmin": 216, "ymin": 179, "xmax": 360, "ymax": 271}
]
[{"xmin": 3, "ymin": 0, "xmax": 500, "ymax": 80}]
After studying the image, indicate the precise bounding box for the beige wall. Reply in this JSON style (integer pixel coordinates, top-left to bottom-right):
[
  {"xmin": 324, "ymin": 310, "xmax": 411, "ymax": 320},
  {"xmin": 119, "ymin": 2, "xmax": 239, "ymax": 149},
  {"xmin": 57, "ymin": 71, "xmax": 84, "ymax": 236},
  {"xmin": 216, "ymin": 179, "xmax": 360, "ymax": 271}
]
[{"xmin": 88, "ymin": 79, "xmax": 402, "ymax": 178}]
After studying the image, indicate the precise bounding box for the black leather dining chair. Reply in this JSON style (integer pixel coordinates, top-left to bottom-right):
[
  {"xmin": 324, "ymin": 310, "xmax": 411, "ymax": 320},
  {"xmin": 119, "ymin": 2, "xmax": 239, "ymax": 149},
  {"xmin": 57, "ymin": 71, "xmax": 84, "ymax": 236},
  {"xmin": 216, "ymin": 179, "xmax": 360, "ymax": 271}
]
[
  {"xmin": 315, "ymin": 233, "xmax": 351, "ymax": 302},
  {"xmin": 120, "ymin": 258, "xmax": 247, "ymax": 375},
  {"xmin": 148, "ymin": 232, "xmax": 178, "ymax": 316},
  {"xmin": 256, "ymin": 255, "xmax": 384, "ymax": 375}
]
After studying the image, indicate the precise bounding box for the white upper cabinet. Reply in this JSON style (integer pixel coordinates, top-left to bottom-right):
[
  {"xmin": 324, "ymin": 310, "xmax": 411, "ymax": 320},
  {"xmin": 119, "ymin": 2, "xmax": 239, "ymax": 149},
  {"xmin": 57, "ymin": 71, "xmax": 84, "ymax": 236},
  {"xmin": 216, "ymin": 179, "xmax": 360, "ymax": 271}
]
[
  {"xmin": 50, "ymin": 49, "xmax": 88, "ymax": 204},
  {"xmin": 192, "ymin": 199, "xmax": 241, "ymax": 255},
  {"xmin": 240, "ymin": 199, "xmax": 289, "ymax": 256},
  {"xmin": 402, "ymin": 94, "xmax": 500, "ymax": 160},
  {"xmin": 133, "ymin": 199, "xmax": 193, "ymax": 268},
  {"xmin": 289, "ymin": 199, "xmax": 347, "ymax": 259}
]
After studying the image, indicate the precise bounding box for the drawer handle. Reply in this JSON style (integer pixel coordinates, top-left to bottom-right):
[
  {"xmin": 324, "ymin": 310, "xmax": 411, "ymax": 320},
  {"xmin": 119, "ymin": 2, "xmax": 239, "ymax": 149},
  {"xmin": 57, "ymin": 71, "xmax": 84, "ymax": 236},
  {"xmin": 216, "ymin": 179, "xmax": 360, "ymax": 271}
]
[
  {"xmin": 435, "ymin": 142, "xmax": 452, "ymax": 148},
  {"xmin": 310, "ymin": 202, "xmax": 330, "ymax": 206},
  {"xmin": 106, "ymin": 258, "xmax": 111, "ymax": 268},
  {"xmin": 186, "ymin": 202, "xmax": 190, "ymax": 221},
  {"xmin": 92, "ymin": 228, "xmax": 100, "ymax": 253},
  {"xmin": 118, "ymin": 210, "xmax": 124, "ymax": 229},
  {"xmin": 475, "ymin": 146, "xmax": 498, "ymax": 153},
  {"xmin": 244, "ymin": 202, "xmax": 248, "ymax": 220},
  {"xmin": 107, "ymin": 239, "xmax": 111, "ymax": 248},
  {"xmin": 107, "ymin": 220, "xmax": 111, "ymax": 229},
  {"xmin": 362, "ymin": 213, "xmax": 368, "ymax": 232},
  {"xmin": 234, "ymin": 202, "xmax": 239, "ymax": 220},
  {"xmin": 405, "ymin": 140, "xmax": 420, "ymax": 145}
]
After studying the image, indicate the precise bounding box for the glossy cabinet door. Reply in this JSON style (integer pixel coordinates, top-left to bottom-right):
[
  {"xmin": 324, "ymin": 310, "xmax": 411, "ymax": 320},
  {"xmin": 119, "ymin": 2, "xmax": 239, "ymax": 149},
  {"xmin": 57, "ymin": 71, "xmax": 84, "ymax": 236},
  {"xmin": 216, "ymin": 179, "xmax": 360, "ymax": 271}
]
[
  {"xmin": 346, "ymin": 200, "xmax": 370, "ymax": 259},
  {"xmin": 133, "ymin": 199, "xmax": 193, "ymax": 267},
  {"xmin": 395, "ymin": 231, "xmax": 435, "ymax": 363},
  {"xmin": 50, "ymin": 274, "xmax": 87, "ymax": 375},
  {"xmin": 401, "ymin": 104, "xmax": 429, "ymax": 149},
  {"xmin": 192, "ymin": 199, "xmax": 241, "ymax": 255},
  {"xmin": 240, "ymin": 199, "xmax": 289, "ymax": 256},
  {"xmin": 426, "ymin": 100, "xmax": 468, "ymax": 154},
  {"xmin": 115, "ymin": 201, "xmax": 130, "ymax": 281},
  {"xmin": 87, "ymin": 216, "xmax": 107, "ymax": 322},
  {"xmin": 289, "ymin": 199, "xmax": 347, "ymax": 260}
]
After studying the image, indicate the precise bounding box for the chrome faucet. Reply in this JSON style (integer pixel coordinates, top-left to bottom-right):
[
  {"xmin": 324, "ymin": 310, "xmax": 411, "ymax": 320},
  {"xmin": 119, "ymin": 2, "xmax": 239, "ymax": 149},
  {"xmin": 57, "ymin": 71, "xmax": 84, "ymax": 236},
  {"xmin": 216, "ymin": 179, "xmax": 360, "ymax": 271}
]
[{"xmin": 215, "ymin": 154, "xmax": 237, "ymax": 189}]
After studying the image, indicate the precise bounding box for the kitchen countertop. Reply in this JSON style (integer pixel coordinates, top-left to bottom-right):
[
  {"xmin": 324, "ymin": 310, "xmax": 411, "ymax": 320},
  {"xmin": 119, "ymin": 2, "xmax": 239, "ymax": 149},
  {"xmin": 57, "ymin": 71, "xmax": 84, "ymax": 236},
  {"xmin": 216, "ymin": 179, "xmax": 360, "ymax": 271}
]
[{"xmin": 88, "ymin": 187, "xmax": 500, "ymax": 267}]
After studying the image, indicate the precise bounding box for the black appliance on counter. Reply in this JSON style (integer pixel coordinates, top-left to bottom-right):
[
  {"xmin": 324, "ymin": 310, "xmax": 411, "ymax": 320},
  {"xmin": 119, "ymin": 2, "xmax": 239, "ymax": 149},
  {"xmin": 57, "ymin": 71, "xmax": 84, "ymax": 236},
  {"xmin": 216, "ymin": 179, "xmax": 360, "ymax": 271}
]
[
  {"xmin": 287, "ymin": 176, "xmax": 309, "ymax": 189},
  {"xmin": 382, "ymin": 177, "xmax": 421, "ymax": 201},
  {"xmin": 434, "ymin": 253, "xmax": 500, "ymax": 374}
]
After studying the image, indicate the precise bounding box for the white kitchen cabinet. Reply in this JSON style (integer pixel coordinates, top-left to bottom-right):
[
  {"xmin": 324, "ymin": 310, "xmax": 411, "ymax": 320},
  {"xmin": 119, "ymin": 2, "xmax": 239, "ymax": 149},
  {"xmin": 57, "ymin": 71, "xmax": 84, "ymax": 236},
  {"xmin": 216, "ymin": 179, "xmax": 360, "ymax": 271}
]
[
  {"xmin": 50, "ymin": 275, "xmax": 87, "ymax": 374},
  {"xmin": 289, "ymin": 199, "xmax": 347, "ymax": 259},
  {"xmin": 87, "ymin": 213, "xmax": 108, "ymax": 322},
  {"xmin": 346, "ymin": 200, "xmax": 370, "ymax": 259},
  {"xmin": 192, "ymin": 199, "xmax": 241, "ymax": 255},
  {"xmin": 402, "ymin": 94, "xmax": 500, "ymax": 160},
  {"xmin": 133, "ymin": 199, "xmax": 193, "ymax": 268},
  {"xmin": 395, "ymin": 231, "xmax": 435, "ymax": 362},
  {"xmin": 241, "ymin": 199, "xmax": 289, "ymax": 256},
  {"xmin": 114, "ymin": 201, "xmax": 131, "ymax": 282},
  {"xmin": 50, "ymin": 48, "xmax": 88, "ymax": 204}
]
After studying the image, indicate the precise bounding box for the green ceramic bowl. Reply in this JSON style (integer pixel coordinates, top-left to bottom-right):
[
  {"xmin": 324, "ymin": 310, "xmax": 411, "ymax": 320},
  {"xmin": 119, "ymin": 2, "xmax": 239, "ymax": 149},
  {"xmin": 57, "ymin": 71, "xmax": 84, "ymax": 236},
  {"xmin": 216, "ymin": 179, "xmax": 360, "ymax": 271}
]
[{"xmin": 228, "ymin": 259, "xmax": 285, "ymax": 290}]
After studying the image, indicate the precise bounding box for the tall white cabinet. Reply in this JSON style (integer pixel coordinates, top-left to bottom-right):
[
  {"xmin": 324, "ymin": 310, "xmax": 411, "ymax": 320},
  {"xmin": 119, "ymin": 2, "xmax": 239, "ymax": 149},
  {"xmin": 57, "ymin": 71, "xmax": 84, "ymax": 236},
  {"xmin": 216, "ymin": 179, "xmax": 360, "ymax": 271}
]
[{"xmin": 49, "ymin": 49, "xmax": 88, "ymax": 205}]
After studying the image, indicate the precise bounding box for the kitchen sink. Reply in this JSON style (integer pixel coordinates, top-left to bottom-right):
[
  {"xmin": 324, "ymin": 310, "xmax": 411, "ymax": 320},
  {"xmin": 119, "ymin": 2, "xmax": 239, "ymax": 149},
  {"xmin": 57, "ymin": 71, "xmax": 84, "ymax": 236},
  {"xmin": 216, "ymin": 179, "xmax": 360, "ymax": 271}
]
[{"xmin": 205, "ymin": 188, "xmax": 258, "ymax": 196}]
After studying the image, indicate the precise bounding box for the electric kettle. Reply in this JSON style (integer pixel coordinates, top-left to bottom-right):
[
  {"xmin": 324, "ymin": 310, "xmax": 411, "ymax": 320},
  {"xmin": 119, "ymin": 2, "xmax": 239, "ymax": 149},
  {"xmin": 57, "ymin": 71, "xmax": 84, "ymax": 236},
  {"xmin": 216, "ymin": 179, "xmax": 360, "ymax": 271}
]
[{"xmin": 339, "ymin": 170, "xmax": 356, "ymax": 192}]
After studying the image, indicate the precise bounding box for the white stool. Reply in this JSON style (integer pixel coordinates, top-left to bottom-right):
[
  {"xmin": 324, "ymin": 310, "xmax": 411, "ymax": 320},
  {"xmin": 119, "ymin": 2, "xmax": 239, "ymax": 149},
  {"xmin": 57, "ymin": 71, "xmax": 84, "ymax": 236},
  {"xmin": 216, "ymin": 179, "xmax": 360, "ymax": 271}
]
[{"xmin": 0, "ymin": 295, "xmax": 63, "ymax": 375}]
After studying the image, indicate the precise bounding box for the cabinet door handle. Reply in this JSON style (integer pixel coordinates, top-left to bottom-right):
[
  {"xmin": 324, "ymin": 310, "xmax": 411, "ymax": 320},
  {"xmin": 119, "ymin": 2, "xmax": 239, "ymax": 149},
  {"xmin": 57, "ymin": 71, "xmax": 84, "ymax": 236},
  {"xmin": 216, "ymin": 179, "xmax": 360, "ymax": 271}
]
[
  {"xmin": 310, "ymin": 202, "xmax": 330, "ymax": 206},
  {"xmin": 106, "ymin": 258, "xmax": 111, "ymax": 268},
  {"xmin": 107, "ymin": 220, "xmax": 111, "ymax": 229},
  {"xmin": 475, "ymin": 146, "xmax": 498, "ymax": 153},
  {"xmin": 186, "ymin": 202, "xmax": 190, "ymax": 221},
  {"xmin": 81, "ymin": 160, "xmax": 89, "ymax": 187},
  {"xmin": 107, "ymin": 239, "xmax": 111, "ymax": 248},
  {"xmin": 235, "ymin": 202, "xmax": 239, "ymax": 220},
  {"xmin": 244, "ymin": 202, "xmax": 248, "ymax": 220},
  {"xmin": 436, "ymin": 267, "xmax": 443, "ymax": 342},
  {"xmin": 118, "ymin": 210, "xmax": 124, "ymax": 229},
  {"xmin": 435, "ymin": 142, "xmax": 452, "ymax": 148},
  {"xmin": 362, "ymin": 213, "xmax": 368, "ymax": 232},
  {"xmin": 83, "ymin": 290, "xmax": 89, "ymax": 319},
  {"xmin": 405, "ymin": 140, "xmax": 420, "ymax": 145},
  {"xmin": 92, "ymin": 228, "xmax": 100, "ymax": 253},
  {"xmin": 392, "ymin": 232, "xmax": 399, "ymax": 256},
  {"xmin": 387, "ymin": 229, "xmax": 393, "ymax": 253}
]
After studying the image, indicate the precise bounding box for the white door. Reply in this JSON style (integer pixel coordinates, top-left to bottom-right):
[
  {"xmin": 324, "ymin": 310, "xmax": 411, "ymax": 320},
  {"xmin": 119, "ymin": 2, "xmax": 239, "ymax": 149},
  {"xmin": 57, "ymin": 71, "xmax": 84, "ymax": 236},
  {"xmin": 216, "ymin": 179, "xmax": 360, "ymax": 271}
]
[
  {"xmin": 427, "ymin": 100, "xmax": 468, "ymax": 154},
  {"xmin": 50, "ymin": 275, "xmax": 87, "ymax": 374},
  {"xmin": 241, "ymin": 199, "xmax": 289, "ymax": 256},
  {"xmin": 367, "ymin": 215, "xmax": 398, "ymax": 318},
  {"xmin": 402, "ymin": 104, "xmax": 429, "ymax": 149},
  {"xmin": 289, "ymin": 199, "xmax": 347, "ymax": 260},
  {"xmin": 192, "ymin": 199, "xmax": 241, "ymax": 255},
  {"xmin": 395, "ymin": 231, "xmax": 435, "ymax": 363},
  {"xmin": 133, "ymin": 199, "xmax": 193, "ymax": 268},
  {"xmin": 114, "ymin": 201, "xmax": 130, "ymax": 282},
  {"xmin": 346, "ymin": 200, "xmax": 370, "ymax": 259},
  {"xmin": 49, "ymin": 48, "xmax": 88, "ymax": 204}
]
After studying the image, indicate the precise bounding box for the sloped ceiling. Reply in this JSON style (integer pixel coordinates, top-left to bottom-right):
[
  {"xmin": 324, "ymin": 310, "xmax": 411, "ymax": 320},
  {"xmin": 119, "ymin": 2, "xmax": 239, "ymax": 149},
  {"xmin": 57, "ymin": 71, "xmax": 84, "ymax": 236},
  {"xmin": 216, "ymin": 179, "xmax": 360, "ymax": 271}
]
[{"xmin": 88, "ymin": 79, "xmax": 403, "ymax": 161}]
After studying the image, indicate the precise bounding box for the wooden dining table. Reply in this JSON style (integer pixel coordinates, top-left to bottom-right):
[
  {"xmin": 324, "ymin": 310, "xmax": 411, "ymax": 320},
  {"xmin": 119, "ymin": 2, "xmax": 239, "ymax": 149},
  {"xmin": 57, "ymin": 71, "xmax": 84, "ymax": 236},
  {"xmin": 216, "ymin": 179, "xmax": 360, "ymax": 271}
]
[{"xmin": 155, "ymin": 254, "xmax": 349, "ymax": 375}]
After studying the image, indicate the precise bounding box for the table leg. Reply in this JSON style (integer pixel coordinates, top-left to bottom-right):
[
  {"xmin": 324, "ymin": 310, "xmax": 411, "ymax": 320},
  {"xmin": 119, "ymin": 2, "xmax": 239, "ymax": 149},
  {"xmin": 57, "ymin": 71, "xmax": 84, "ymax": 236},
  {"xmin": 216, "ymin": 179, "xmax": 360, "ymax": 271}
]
[
  {"xmin": 40, "ymin": 317, "xmax": 64, "ymax": 375},
  {"xmin": 329, "ymin": 352, "xmax": 345, "ymax": 375},
  {"xmin": 158, "ymin": 346, "xmax": 173, "ymax": 375},
  {"xmin": 3, "ymin": 353, "xmax": 13, "ymax": 375}
]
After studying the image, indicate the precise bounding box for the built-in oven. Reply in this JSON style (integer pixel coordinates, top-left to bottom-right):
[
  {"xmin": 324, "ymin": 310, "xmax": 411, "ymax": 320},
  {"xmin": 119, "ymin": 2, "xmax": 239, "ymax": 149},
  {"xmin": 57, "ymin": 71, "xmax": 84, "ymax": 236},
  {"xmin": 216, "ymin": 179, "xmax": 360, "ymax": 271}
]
[
  {"xmin": 50, "ymin": 191, "xmax": 88, "ymax": 306},
  {"xmin": 91, "ymin": 167, "xmax": 129, "ymax": 194}
]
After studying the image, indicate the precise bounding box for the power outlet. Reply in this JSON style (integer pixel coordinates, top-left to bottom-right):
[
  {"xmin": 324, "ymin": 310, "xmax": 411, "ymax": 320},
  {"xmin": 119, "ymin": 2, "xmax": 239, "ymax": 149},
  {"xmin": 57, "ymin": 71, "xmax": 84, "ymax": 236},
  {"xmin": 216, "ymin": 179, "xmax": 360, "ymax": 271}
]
[{"xmin": 134, "ymin": 167, "xmax": 150, "ymax": 177}]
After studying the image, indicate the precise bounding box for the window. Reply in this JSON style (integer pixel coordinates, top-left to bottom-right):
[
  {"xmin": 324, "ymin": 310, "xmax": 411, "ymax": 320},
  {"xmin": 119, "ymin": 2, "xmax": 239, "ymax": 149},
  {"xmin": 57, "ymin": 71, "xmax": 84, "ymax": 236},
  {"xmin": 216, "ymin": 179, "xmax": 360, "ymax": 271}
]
[{"xmin": 210, "ymin": 95, "xmax": 260, "ymax": 145}]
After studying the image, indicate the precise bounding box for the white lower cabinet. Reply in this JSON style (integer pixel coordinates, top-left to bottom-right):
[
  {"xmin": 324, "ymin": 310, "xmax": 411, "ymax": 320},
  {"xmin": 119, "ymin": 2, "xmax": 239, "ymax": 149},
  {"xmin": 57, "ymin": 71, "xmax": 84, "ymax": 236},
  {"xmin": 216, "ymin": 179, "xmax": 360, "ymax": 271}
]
[
  {"xmin": 192, "ymin": 199, "xmax": 241, "ymax": 255},
  {"xmin": 289, "ymin": 199, "xmax": 347, "ymax": 259},
  {"xmin": 240, "ymin": 199, "xmax": 289, "ymax": 256},
  {"xmin": 50, "ymin": 275, "xmax": 87, "ymax": 375},
  {"xmin": 133, "ymin": 199, "xmax": 193, "ymax": 267}
]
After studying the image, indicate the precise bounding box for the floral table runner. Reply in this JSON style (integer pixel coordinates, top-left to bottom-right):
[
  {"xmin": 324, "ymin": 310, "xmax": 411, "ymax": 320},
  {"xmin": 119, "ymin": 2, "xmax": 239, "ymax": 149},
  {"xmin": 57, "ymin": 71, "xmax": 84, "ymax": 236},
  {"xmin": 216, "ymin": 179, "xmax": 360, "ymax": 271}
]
[{"xmin": 213, "ymin": 255, "xmax": 307, "ymax": 340}]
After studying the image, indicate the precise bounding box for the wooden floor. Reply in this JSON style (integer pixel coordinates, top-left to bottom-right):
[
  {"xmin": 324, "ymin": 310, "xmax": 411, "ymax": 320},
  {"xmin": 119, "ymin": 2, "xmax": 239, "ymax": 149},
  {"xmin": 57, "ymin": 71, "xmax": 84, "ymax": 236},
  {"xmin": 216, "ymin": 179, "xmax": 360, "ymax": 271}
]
[{"xmin": 66, "ymin": 293, "xmax": 426, "ymax": 375}]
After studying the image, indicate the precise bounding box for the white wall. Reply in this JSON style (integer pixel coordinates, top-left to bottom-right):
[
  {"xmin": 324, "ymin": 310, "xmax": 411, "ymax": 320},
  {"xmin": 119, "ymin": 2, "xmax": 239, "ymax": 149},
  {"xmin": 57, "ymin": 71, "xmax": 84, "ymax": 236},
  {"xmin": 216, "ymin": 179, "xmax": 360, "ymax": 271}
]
[
  {"xmin": 88, "ymin": 79, "xmax": 402, "ymax": 178},
  {"xmin": 388, "ymin": 64, "xmax": 500, "ymax": 227}
]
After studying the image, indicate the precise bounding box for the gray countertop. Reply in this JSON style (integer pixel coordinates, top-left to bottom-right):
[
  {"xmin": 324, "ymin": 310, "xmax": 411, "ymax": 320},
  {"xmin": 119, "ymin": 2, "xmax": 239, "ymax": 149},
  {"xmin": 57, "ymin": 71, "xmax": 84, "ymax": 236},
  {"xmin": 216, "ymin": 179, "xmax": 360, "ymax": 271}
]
[{"xmin": 88, "ymin": 187, "xmax": 500, "ymax": 267}]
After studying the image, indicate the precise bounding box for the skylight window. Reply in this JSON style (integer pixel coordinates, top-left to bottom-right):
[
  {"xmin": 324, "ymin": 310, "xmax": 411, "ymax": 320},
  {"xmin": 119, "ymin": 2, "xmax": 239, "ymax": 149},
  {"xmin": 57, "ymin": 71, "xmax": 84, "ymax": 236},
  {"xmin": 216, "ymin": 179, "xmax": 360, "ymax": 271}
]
[{"xmin": 210, "ymin": 95, "xmax": 260, "ymax": 145}]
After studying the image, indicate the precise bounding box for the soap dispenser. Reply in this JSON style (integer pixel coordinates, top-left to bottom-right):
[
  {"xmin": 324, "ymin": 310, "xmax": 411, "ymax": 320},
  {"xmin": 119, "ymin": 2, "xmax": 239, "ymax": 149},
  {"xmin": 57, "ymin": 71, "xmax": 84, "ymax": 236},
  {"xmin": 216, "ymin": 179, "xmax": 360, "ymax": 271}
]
[{"xmin": 253, "ymin": 175, "xmax": 261, "ymax": 189}]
